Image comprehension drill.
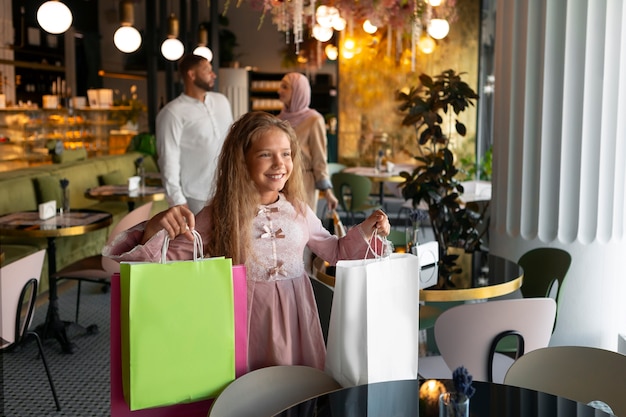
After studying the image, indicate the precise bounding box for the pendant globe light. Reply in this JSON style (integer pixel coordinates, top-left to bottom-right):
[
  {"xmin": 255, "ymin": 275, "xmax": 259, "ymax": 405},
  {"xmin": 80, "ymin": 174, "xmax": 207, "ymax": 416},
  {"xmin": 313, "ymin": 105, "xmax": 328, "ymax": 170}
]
[
  {"xmin": 427, "ymin": 18, "xmax": 450, "ymax": 40},
  {"xmin": 161, "ymin": 13, "xmax": 184, "ymax": 61},
  {"xmin": 37, "ymin": 0, "xmax": 73, "ymax": 34},
  {"xmin": 114, "ymin": 0, "xmax": 142, "ymax": 53},
  {"xmin": 193, "ymin": 25, "xmax": 213, "ymax": 61}
]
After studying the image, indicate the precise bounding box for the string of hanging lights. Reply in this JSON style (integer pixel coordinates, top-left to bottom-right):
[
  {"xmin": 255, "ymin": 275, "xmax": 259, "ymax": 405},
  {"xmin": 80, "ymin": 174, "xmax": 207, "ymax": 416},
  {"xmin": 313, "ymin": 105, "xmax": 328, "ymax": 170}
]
[{"xmin": 224, "ymin": 0, "xmax": 456, "ymax": 66}]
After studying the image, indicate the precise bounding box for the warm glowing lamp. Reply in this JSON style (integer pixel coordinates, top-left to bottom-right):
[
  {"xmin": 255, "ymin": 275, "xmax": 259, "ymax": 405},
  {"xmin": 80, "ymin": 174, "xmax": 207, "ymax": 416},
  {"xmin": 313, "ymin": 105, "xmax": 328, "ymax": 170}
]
[
  {"xmin": 192, "ymin": 26, "xmax": 213, "ymax": 61},
  {"xmin": 418, "ymin": 35, "xmax": 436, "ymax": 54},
  {"xmin": 316, "ymin": 6, "xmax": 340, "ymax": 28},
  {"xmin": 332, "ymin": 17, "xmax": 346, "ymax": 31},
  {"xmin": 37, "ymin": 1, "xmax": 73, "ymax": 34},
  {"xmin": 312, "ymin": 24, "xmax": 334, "ymax": 42},
  {"xmin": 325, "ymin": 44, "xmax": 338, "ymax": 60},
  {"xmin": 427, "ymin": 18, "xmax": 450, "ymax": 40},
  {"xmin": 362, "ymin": 19, "xmax": 378, "ymax": 34},
  {"xmin": 429, "ymin": 0, "xmax": 443, "ymax": 6},
  {"xmin": 114, "ymin": 26, "xmax": 142, "ymax": 53},
  {"xmin": 419, "ymin": 379, "xmax": 446, "ymax": 407},
  {"xmin": 113, "ymin": 0, "xmax": 142, "ymax": 53},
  {"xmin": 161, "ymin": 13, "xmax": 184, "ymax": 61}
]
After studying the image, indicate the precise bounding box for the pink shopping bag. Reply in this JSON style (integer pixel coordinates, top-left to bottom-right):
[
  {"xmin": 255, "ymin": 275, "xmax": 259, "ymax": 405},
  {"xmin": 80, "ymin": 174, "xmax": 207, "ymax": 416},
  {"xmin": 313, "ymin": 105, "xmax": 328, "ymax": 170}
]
[{"xmin": 110, "ymin": 265, "xmax": 248, "ymax": 416}]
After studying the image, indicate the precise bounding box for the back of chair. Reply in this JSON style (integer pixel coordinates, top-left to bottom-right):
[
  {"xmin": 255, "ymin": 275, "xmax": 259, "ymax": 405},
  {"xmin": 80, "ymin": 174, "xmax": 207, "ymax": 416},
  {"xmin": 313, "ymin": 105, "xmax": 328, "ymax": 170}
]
[
  {"xmin": 504, "ymin": 346, "xmax": 626, "ymax": 417},
  {"xmin": 331, "ymin": 172, "xmax": 374, "ymax": 213},
  {"xmin": 101, "ymin": 202, "xmax": 153, "ymax": 273},
  {"xmin": 434, "ymin": 298, "xmax": 556, "ymax": 382},
  {"xmin": 518, "ymin": 247, "xmax": 571, "ymax": 300},
  {"xmin": 208, "ymin": 365, "xmax": 341, "ymax": 417},
  {"xmin": 327, "ymin": 162, "xmax": 346, "ymax": 177},
  {"xmin": 0, "ymin": 250, "xmax": 46, "ymax": 348}
]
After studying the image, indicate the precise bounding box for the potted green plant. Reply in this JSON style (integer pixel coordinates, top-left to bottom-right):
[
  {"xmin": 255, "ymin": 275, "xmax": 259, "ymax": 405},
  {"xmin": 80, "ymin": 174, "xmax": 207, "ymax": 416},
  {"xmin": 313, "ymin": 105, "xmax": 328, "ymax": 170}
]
[{"xmin": 396, "ymin": 69, "xmax": 488, "ymax": 279}]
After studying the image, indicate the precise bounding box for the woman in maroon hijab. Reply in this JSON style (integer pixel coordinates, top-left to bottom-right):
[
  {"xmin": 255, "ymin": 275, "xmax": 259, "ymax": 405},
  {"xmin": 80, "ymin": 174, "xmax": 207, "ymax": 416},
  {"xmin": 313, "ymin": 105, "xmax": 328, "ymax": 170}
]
[{"xmin": 278, "ymin": 72, "xmax": 339, "ymax": 212}]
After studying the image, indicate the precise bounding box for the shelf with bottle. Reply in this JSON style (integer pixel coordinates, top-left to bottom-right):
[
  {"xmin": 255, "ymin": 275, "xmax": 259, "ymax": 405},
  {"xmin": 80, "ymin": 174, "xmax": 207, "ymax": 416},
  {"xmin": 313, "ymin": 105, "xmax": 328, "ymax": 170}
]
[
  {"xmin": 249, "ymin": 72, "xmax": 284, "ymax": 115},
  {"xmin": 0, "ymin": 107, "xmax": 138, "ymax": 170}
]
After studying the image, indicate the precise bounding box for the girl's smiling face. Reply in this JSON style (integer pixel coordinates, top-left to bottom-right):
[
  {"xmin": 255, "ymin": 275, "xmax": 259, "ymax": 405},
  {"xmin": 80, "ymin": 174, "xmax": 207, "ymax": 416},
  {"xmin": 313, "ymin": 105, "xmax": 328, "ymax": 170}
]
[{"xmin": 245, "ymin": 128, "xmax": 293, "ymax": 205}]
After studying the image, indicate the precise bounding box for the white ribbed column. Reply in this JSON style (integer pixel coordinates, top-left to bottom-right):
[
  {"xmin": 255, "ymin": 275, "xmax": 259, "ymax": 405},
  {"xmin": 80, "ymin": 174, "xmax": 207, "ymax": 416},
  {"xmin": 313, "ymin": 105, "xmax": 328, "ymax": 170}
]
[{"xmin": 491, "ymin": 0, "xmax": 626, "ymax": 350}]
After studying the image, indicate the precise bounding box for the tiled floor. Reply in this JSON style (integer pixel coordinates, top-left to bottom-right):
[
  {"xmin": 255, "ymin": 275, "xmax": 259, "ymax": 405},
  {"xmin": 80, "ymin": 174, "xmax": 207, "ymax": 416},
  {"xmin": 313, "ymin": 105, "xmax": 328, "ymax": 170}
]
[{"xmin": 2, "ymin": 282, "xmax": 111, "ymax": 417}]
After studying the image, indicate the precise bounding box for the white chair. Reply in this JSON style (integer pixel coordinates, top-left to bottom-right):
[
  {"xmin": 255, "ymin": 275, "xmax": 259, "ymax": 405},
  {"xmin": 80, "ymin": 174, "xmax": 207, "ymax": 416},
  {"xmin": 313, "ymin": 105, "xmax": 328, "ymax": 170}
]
[
  {"xmin": 504, "ymin": 346, "xmax": 626, "ymax": 417},
  {"xmin": 53, "ymin": 202, "xmax": 153, "ymax": 323},
  {"xmin": 208, "ymin": 365, "xmax": 342, "ymax": 417},
  {"xmin": 418, "ymin": 298, "xmax": 556, "ymax": 383},
  {"xmin": 1, "ymin": 249, "xmax": 61, "ymax": 411}
]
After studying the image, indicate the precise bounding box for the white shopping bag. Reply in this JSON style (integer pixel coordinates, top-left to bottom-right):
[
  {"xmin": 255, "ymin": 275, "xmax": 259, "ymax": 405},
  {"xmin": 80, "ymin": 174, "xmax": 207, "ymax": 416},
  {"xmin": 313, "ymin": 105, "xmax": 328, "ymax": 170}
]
[{"xmin": 325, "ymin": 253, "xmax": 420, "ymax": 387}]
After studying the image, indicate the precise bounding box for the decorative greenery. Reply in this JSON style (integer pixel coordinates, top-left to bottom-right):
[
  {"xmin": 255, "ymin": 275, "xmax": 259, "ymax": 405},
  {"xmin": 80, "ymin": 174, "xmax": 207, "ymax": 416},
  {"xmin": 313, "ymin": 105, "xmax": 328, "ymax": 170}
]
[
  {"xmin": 460, "ymin": 145, "xmax": 492, "ymax": 181},
  {"xmin": 396, "ymin": 69, "xmax": 488, "ymax": 278},
  {"xmin": 452, "ymin": 366, "xmax": 475, "ymax": 401}
]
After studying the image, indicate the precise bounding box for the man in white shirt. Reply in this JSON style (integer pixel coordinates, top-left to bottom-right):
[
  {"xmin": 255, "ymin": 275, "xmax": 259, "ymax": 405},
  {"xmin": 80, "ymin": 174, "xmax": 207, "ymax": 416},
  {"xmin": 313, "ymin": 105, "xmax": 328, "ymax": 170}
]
[{"xmin": 156, "ymin": 54, "xmax": 234, "ymax": 214}]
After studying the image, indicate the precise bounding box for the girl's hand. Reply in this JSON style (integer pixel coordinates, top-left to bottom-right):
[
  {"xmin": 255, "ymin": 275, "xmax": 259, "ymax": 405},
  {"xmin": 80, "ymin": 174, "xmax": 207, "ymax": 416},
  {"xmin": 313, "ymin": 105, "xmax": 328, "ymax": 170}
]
[
  {"xmin": 141, "ymin": 205, "xmax": 196, "ymax": 244},
  {"xmin": 359, "ymin": 209, "xmax": 390, "ymax": 240}
]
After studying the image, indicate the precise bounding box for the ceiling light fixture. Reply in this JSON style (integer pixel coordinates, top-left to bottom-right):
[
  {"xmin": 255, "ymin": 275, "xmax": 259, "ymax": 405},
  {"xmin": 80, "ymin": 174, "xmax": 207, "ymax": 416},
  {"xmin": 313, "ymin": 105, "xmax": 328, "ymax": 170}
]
[
  {"xmin": 427, "ymin": 18, "xmax": 450, "ymax": 40},
  {"xmin": 192, "ymin": 25, "xmax": 213, "ymax": 61},
  {"xmin": 161, "ymin": 13, "xmax": 184, "ymax": 61},
  {"xmin": 37, "ymin": 0, "xmax": 73, "ymax": 34},
  {"xmin": 113, "ymin": 0, "xmax": 142, "ymax": 53}
]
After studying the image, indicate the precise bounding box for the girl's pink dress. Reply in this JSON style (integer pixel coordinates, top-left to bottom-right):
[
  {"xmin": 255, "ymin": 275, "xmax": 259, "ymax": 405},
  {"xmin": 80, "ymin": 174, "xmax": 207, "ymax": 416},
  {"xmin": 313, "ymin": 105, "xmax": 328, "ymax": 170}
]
[{"xmin": 104, "ymin": 194, "xmax": 375, "ymax": 372}]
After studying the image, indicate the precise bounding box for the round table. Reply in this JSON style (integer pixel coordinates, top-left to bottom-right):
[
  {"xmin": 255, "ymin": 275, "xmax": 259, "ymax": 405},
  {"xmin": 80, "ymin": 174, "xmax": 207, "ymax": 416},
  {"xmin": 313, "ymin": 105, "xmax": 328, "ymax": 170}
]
[
  {"xmin": 0, "ymin": 209, "xmax": 112, "ymax": 353},
  {"xmin": 314, "ymin": 252, "xmax": 523, "ymax": 303},
  {"xmin": 419, "ymin": 251, "xmax": 523, "ymax": 302},
  {"xmin": 343, "ymin": 166, "xmax": 406, "ymax": 205},
  {"xmin": 275, "ymin": 378, "xmax": 614, "ymax": 417},
  {"xmin": 85, "ymin": 184, "xmax": 165, "ymax": 211}
]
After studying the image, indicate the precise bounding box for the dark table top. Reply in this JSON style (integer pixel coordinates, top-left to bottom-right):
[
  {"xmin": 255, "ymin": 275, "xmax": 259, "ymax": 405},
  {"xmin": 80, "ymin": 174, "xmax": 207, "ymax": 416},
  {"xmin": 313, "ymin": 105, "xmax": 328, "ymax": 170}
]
[
  {"xmin": 275, "ymin": 378, "xmax": 613, "ymax": 417},
  {"xmin": 420, "ymin": 251, "xmax": 523, "ymax": 301},
  {"xmin": 0, "ymin": 209, "xmax": 112, "ymax": 238}
]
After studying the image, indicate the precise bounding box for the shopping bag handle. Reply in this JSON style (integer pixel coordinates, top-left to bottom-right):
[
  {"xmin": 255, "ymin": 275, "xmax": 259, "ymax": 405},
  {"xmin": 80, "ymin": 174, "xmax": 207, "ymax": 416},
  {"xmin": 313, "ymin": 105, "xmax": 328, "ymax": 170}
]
[
  {"xmin": 363, "ymin": 229, "xmax": 392, "ymax": 261},
  {"xmin": 161, "ymin": 229, "xmax": 203, "ymax": 263}
]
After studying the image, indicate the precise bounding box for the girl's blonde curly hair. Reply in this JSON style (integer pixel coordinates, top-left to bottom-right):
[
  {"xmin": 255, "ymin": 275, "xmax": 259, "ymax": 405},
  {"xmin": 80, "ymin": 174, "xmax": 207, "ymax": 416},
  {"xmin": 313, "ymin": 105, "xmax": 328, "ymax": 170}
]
[{"xmin": 205, "ymin": 111, "xmax": 306, "ymax": 265}]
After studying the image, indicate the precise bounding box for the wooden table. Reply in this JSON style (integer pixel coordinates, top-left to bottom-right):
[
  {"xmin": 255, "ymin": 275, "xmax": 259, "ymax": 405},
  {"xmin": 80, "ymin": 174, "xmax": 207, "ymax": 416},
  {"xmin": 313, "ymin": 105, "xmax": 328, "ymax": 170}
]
[
  {"xmin": 0, "ymin": 209, "xmax": 112, "ymax": 353},
  {"xmin": 343, "ymin": 166, "xmax": 406, "ymax": 206},
  {"xmin": 85, "ymin": 184, "xmax": 165, "ymax": 211}
]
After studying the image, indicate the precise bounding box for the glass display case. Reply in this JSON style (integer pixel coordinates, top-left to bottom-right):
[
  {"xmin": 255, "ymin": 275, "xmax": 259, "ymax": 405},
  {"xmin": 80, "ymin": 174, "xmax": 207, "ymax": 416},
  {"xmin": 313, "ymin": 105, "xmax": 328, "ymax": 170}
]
[{"xmin": 0, "ymin": 107, "xmax": 134, "ymax": 171}]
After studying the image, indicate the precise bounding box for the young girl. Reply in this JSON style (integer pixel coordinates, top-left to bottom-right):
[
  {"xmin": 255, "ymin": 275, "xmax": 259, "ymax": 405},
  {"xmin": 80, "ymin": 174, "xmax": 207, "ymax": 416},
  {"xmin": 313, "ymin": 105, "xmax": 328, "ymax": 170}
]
[{"xmin": 104, "ymin": 111, "xmax": 391, "ymax": 372}]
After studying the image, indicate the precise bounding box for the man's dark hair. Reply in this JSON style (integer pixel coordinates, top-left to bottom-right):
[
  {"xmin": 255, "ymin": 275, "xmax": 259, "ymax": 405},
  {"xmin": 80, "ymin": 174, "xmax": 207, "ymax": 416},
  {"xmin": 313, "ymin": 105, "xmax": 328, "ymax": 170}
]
[{"xmin": 177, "ymin": 54, "xmax": 208, "ymax": 79}]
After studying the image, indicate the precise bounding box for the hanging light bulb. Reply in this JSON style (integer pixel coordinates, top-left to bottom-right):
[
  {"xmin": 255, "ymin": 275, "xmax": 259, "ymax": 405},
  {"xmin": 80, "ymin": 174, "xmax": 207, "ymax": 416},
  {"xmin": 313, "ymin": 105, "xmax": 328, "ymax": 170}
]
[
  {"xmin": 428, "ymin": 0, "xmax": 443, "ymax": 6},
  {"xmin": 332, "ymin": 17, "xmax": 346, "ymax": 32},
  {"xmin": 316, "ymin": 6, "xmax": 339, "ymax": 28},
  {"xmin": 362, "ymin": 20, "xmax": 378, "ymax": 34},
  {"xmin": 418, "ymin": 35, "xmax": 436, "ymax": 54},
  {"xmin": 324, "ymin": 44, "xmax": 338, "ymax": 60},
  {"xmin": 37, "ymin": 1, "xmax": 73, "ymax": 34},
  {"xmin": 427, "ymin": 18, "xmax": 450, "ymax": 40},
  {"xmin": 312, "ymin": 24, "xmax": 333, "ymax": 42},
  {"xmin": 193, "ymin": 25, "xmax": 213, "ymax": 61},
  {"xmin": 114, "ymin": 0, "xmax": 142, "ymax": 53},
  {"xmin": 161, "ymin": 13, "xmax": 184, "ymax": 61}
]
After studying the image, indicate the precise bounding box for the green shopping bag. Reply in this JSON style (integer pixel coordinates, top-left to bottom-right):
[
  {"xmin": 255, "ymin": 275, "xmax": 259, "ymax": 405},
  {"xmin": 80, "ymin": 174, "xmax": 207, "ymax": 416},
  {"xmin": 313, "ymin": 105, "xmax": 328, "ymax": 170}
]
[{"xmin": 119, "ymin": 235, "xmax": 236, "ymax": 411}]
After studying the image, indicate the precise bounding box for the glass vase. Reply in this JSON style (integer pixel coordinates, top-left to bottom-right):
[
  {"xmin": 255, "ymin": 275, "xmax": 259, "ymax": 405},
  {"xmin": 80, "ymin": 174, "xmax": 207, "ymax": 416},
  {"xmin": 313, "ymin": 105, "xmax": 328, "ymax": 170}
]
[
  {"xmin": 61, "ymin": 187, "xmax": 70, "ymax": 214},
  {"xmin": 439, "ymin": 392, "xmax": 469, "ymax": 417},
  {"xmin": 405, "ymin": 223, "xmax": 420, "ymax": 255}
]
